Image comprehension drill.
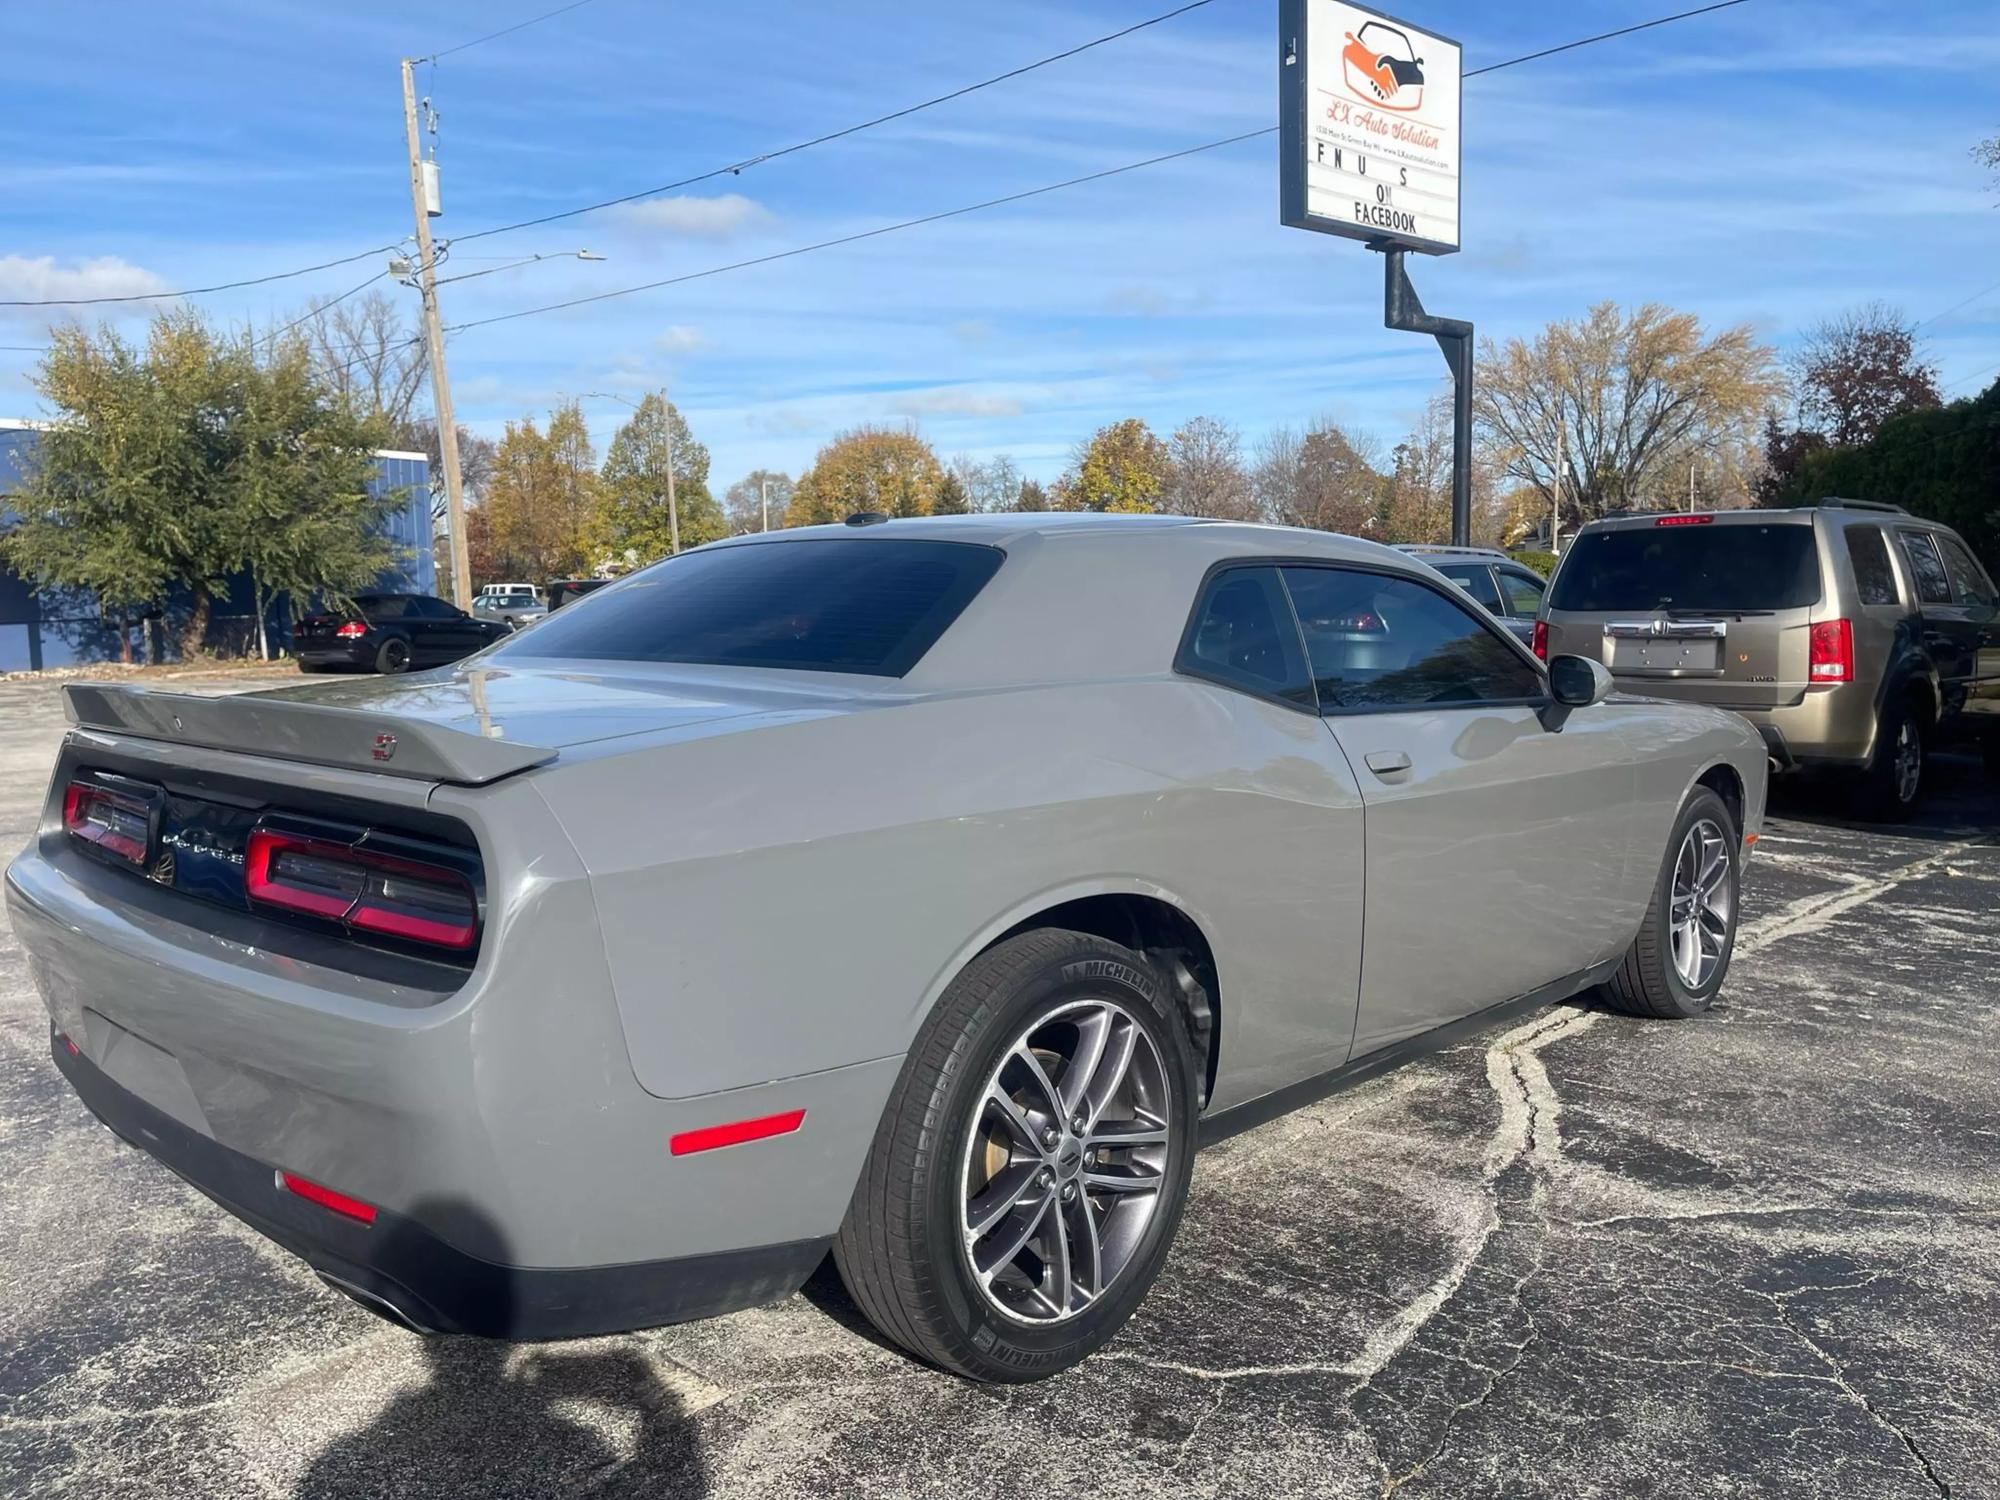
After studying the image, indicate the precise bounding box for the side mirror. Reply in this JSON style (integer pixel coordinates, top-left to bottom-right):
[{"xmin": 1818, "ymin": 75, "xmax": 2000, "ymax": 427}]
[{"xmin": 1540, "ymin": 655, "xmax": 1613, "ymax": 732}]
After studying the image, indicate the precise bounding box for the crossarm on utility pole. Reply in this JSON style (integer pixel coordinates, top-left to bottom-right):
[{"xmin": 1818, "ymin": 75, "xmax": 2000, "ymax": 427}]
[{"xmin": 1376, "ymin": 248, "xmax": 1474, "ymax": 547}]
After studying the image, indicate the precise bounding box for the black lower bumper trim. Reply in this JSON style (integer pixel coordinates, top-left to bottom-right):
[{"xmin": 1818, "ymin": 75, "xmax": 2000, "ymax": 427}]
[{"xmin": 52, "ymin": 1033, "xmax": 828, "ymax": 1340}]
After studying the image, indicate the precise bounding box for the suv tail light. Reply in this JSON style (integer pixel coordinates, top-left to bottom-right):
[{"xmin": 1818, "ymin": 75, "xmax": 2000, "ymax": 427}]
[
  {"xmin": 246, "ymin": 830, "xmax": 478, "ymax": 950},
  {"xmin": 63, "ymin": 781, "xmax": 153, "ymax": 866},
  {"xmin": 1808, "ymin": 618, "xmax": 1854, "ymax": 685},
  {"xmin": 1656, "ymin": 514, "xmax": 1714, "ymax": 527},
  {"xmin": 1531, "ymin": 619, "xmax": 1549, "ymax": 660},
  {"xmin": 334, "ymin": 621, "xmax": 367, "ymax": 639}
]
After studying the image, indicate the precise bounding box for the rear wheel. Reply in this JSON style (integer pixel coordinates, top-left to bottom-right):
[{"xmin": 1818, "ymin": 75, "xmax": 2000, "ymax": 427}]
[
  {"xmin": 834, "ymin": 929, "xmax": 1197, "ymax": 1382},
  {"xmin": 1857, "ymin": 696, "xmax": 1925, "ymax": 822},
  {"xmin": 374, "ymin": 637, "xmax": 412, "ymax": 675},
  {"xmin": 1600, "ymin": 787, "xmax": 1740, "ymax": 1020}
]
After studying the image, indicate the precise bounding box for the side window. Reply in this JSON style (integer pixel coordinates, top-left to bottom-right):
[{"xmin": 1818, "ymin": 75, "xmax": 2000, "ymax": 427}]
[
  {"xmin": 364, "ymin": 596, "xmax": 410, "ymax": 620},
  {"xmin": 1936, "ymin": 535, "xmax": 1997, "ymax": 608},
  {"xmin": 1844, "ymin": 525, "xmax": 1901, "ymax": 607},
  {"xmin": 1898, "ymin": 530, "xmax": 1954, "ymax": 606},
  {"xmin": 1435, "ymin": 564, "xmax": 1501, "ymax": 612},
  {"xmin": 1497, "ymin": 569, "xmax": 1546, "ymax": 617},
  {"xmin": 1280, "ymin": 567, "xmax": 1544, "ymax": 711},
  {"xmin": 1177, "ymin": 567, "xmax": 1314, "ymax": 708}
]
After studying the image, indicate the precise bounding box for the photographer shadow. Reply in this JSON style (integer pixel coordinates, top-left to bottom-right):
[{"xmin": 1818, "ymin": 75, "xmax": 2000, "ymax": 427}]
[{"xmin": 294, "ymin": 1200, "xmax": 710, "ymax": 1499}]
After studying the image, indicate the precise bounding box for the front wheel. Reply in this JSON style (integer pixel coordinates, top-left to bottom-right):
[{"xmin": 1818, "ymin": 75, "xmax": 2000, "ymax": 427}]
[
  {"xmin": 1599, "ymin": 786, "xmax": 1741, "ymax": 1019},
  {"xmin": 834, "ymin": 929, "xmax": 1198, "ymax": 1381}
]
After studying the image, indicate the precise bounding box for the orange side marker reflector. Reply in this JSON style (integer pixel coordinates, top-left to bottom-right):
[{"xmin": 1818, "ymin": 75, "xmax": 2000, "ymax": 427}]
[
  {"xmin": 1744, "ymin": 833, "xmax": 1759, "ymax": 846},
  {"xmin": 670, "ymin": 1109, "xmax": 806, "ymax": 1157},
  {"xmin": 280, "ymin": 1171, "xmax": 378, "ymax": 1225}
]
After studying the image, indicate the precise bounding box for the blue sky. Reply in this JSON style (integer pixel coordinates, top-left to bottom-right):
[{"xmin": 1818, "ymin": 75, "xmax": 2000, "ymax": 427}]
[{"xmin": 5, "ymin": 0, "xmax": 1997, "ymax": 490}]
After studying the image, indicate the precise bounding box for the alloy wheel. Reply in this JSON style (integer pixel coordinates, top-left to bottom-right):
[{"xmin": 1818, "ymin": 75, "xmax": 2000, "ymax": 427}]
[
  {"xmin": 1668, "ymin": 817, "xmax": 1733, "ymax": 990},
  {"xmin": 959, "ymin": 999, "xmax": 1172, "ymax": 1325},
  {"xmin": 1893, "ymin": 718, "xmax": 1922, "ymax": 805}
]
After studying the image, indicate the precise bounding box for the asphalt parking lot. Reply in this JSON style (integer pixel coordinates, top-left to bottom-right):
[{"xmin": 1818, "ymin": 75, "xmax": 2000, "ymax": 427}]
[{"xmin": 2, "ymin": 670, "xmax": 1995, "ymax": 1499}]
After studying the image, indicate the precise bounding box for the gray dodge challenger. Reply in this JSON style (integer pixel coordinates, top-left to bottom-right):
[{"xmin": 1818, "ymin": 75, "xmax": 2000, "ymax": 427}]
[{"xmin": 6, "ymin": 513, "xmax": 1767, "ymax": 1382}]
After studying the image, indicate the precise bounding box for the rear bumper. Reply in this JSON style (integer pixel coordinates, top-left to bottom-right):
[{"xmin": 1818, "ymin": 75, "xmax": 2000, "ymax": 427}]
[
  {"xmin": 294, "ymin": 641, "xmax": 374, "ymax": 667},
  {"xmin": 53, "ymin": 1032, "xmax": 826, "ymax": 1338}
]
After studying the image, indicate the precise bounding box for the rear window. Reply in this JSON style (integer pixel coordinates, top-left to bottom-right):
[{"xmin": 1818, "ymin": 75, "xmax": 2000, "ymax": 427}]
[
  {"xmin": 494, "ymin": 538, "xmax": 1003, "ymax": 676},
  {"xmin": 1549, "ymin": 523, "xmax": 1822, "ymax": 612}
]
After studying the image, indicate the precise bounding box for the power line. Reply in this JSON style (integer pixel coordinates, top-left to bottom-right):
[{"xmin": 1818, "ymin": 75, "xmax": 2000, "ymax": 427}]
[
  {"xmin": 446, "ymin": 1, "xmax": 1753, "ymax": 337},
  {"xmin": 248, "ymin": 269, "xmax": 391, "ymax": 350},
  {"xmin": 420, "ymin": 0, "xmax": 602, "ymax": 63},
  {"xmin": 1916, "ymin": 277, "xmax": 2000, "ymax": 332},
  {"xmin": 0, "ymin": 243, "xmax": 402, "ymax": 310},
  {"xmin": 447, "ymin": 0, "xmax": 1227, "ymax": 247}
]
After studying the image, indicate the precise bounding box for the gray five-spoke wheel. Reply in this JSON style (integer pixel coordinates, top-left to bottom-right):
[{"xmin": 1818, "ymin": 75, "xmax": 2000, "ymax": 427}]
[
  {"xmin": 1893, "ymin": 717, "xmax": 1922, "ymax": 805},
  {"xmin": 1668, "ymin": 816, "xmax": 1733, "ymax": 990},
  {"xmin": 960, "ymin": 999, "xmax": 1172, "ymax": 1325}
]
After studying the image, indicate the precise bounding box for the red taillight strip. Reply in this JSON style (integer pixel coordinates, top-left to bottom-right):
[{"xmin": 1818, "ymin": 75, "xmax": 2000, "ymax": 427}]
[
  {"xmin": 244, "ymin": 830, "xmax": 356, "ymax": 920},
  {"xmin": 63, "ymin": 782, "xmax": 150, "ymax": 864},
  {"xmin": 279, "ymin": 1170, "xmax": 378, "ymax": 1225},
  {"xmin": 669, "ymin": 1109, "xmax": 806, "ymax": 1157},
  {"xmin": 1656, "ymin": 514, "xmax": 1713, "ymax": 527},
  {"xmin": 349, "ymin": 903, "xmax": 476, "ymax": 949}
]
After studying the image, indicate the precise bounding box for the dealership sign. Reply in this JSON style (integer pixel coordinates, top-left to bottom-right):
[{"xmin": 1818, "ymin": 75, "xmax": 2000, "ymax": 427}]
[{"xmin": 1280, "ymin": 0, "xmax": 1461, "ymax": 255}]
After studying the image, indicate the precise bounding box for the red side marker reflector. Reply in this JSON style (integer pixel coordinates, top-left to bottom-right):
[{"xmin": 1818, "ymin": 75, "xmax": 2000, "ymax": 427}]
[
  {"xmin": 59, "ymin": 1033, "xmax": 80, "ymax": 1057},
  {"xmin": 279, "ymin": 1171, "xmax": 378, "ymax": 1225},
  {"xmin": 670, "ymin": 1109, "xmax": 806, "ymax": 1157}
]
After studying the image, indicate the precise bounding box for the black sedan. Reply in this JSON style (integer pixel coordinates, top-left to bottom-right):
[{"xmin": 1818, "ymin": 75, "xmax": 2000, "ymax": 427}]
[{"xmin": 293, "ymin": 592, "xmax": 510, "ymax": 674}]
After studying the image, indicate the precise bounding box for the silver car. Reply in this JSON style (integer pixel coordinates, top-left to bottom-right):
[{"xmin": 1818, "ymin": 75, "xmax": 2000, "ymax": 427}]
[
  {"xmin": 7, "ymin": 514, "xmax": 1766, "ymax": 1382},
  {"xmin": 1394, "ymin": 543, "xmax": 1550, "ymax": 646}
]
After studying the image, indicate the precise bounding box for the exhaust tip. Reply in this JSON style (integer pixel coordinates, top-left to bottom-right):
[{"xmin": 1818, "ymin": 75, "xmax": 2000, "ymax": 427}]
[{"xmin": 317, "ymin": 1271, "xmax": 438, "ymax": 1335}]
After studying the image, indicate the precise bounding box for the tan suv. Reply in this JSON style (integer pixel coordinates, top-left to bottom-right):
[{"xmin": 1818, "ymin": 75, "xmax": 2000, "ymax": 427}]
[{"xmin": 1539, "ymin": 500, "xmax": 2000, "ymax": 819}]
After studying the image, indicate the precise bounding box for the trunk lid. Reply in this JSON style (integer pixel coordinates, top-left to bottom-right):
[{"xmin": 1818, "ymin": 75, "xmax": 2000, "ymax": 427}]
[{"xmin": 65, "ymin": 665, "xmax": 836, "ymax": 786}]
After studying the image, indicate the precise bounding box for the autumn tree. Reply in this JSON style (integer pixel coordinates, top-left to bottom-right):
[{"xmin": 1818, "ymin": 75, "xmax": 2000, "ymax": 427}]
[
  {"xmin": 483, "ymin": 407, "xmax": 596, "ymax": 582},
  {"xmin": 788, "ymin": 427, "xmax": 944, "ymax": 526},
  {"xmin": 1380, "ymin": 396, "xmax": 1453, "ymax": 544},
  {"xmin": 591, "ymin": 394, "xmax": 719, "ymax": 565},
  {"xmin": 1160, "ymin": 416, "xmax": 1255, "ymax": 519},
  {"xmin": 1253, "ymin": 419, "xmax": 1383, "ymax": 535},
  {"xmin": 1066, "ymin": 418, "xmax": 1169, "ymax": 512},
  {"xmin": 1475, "ymin": 302, "xmax": 1782, "ymax": 523},
  {"xmin": 724, "ymin": 469, "xmax": 792, "ymax": 533},
  {"xmin": 948, "ymin": 454, "xmax": 1023, "ymax": 513},
  {"xmin": 1793, "ymin": 303, "xmax": 1942, "ymax": 449}
]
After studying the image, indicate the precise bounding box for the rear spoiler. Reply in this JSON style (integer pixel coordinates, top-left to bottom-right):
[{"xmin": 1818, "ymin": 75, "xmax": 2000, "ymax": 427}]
[{"xmin": 62, "ymin": 684, "xmax": 559, "ymax": 786}]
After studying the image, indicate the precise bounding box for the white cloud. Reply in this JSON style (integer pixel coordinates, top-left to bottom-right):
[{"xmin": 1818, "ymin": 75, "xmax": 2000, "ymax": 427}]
[
  {"xmin": 619, "ymin": 193, "xmax": 773, "ymax": 239},
  {"xmin": 656, "ymin": 325, "xmax": 710, "ymax": 354},
  {"xmin": 0, "ymin": 255, "xmax": 171, "ymax": 323},
  {"xmin": 893, "ymin": 388, "xmax": 1026, "ymax": 419}
]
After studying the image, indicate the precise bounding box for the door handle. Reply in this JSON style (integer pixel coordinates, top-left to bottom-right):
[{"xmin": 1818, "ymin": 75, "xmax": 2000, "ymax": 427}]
[{"xmin": 1364, "ymin": 750, "xmax": 1412, "ymax": 777}]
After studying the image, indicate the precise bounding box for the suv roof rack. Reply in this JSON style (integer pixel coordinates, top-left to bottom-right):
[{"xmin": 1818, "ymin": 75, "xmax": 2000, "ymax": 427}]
[
  {"xmin": 1394, "ymin": 543, "xmax": 1508, "ymax": 559},
  {"xmin": 1813, "ymin": 497, "xmax": 1908, "ymax": 515}
]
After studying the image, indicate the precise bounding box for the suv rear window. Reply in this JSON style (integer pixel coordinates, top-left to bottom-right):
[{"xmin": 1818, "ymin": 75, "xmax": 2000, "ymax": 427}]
[
  {"xmin": 494, "ymin": 538, "xmax": 1003, "ymax": 677},
  {"xmin": 1549, "ymin": 523, "xmax": 1822, "ymax": 612}
]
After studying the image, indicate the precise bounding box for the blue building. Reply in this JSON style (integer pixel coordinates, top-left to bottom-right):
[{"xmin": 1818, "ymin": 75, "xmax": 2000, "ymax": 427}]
[{"xmin": 0, "ymin": 423, "xmax": 432, "ymax": 671}]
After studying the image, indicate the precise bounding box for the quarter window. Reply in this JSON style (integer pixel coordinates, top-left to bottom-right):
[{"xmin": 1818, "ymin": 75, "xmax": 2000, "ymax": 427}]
[
  {"xmin": 1279, "ymin": 567, "xmax": 1543, "ymax": 711},
  {"xmin": 1936, "ymin": 534, "xmax": 1997, "ymax": 608},
  {"xmin": 1178, "ymin": 567, "xmax": 1314, "ymax": 708},
  {"xmin": 1898, "ymin": 530, "xmax": 1954, "ymax": 606},
  {"xmin": 1497, "ymin": 569, "xmax": 1546, "ymax": 617},
  {"xmin": 1844, "ymin": 525, "xmax": 1901, "ymax": 607}
]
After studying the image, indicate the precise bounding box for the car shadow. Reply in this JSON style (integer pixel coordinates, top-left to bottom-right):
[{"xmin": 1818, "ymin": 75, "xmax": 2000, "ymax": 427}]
[
  {"xmin": 794, "ymin": 1252, "xmax": 910, "ymax": 1362},
  {"xmin": 1766, "ymin": 748, "xmax": 1998, "ymax": 842},
  {"xmin": 293, "ymin": 1201, "xmax": 711, "ymax": 1499}
]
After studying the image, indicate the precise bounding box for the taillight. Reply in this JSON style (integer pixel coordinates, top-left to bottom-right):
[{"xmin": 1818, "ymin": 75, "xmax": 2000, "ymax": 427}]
[
  {"xmin": 334, "ymin": 621, "xmax": 367, "ymax": 639},
  {"xmin": 1531, "ymin": 619, "xmax": 1549, "ymax": 660},
  {"xmin": 63, "ymin": 781, "xmax": 152, "ymax": 866},
  {"xmin": 246, "ymin": 830, "xmax": 478, "ymax": 950},
  {"xmin": 1656, "ymin": 514, "xmax": 1713, "ymax": 527},
  {"xmin": 1809, "ymin": 618, "xmax": 1854, "ymax": 685}
]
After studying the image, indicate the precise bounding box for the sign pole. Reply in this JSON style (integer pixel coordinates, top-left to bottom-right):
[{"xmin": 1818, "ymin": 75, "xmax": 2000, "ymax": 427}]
[{"xmin": 1376, "ymin": 247, "xmax": 1473, "ymax": 545}]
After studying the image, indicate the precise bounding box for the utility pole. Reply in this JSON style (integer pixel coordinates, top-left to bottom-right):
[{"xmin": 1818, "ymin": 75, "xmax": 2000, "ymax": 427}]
[
  {"xmin": 1377, "ymin": 248, "xmax": 1473, "ymax": 546},
  {"xmin": 1553, "ymin": 411, "xmax": 1566, "ymax": 554},
  {"xmin": 1688, "ymin": 457, "xmax": 1697, "ymax": 513},
  {"xmin": 401, "ymin": 59, "xmax": 471, "ymax": 607},
  {"xmin": 760, "ymin": 476, "xmax": 770, "ymax": 533}
]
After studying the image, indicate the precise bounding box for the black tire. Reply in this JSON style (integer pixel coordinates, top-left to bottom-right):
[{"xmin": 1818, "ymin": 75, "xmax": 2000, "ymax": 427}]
[
  {"xmin": 834, "ymin": 928, "xmax": 1198, "ymax": 1382},
  {"xmin": 374, "ymin": 637, "xmax": 413, "ymax": 675},
  {"xmin": 1856, "ymin": 694, "xmax": 1925, "ymax": 822},
  {"xmin": 1600, "ymin": 787, "xmax": 1740, "ymax": 1020}
]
